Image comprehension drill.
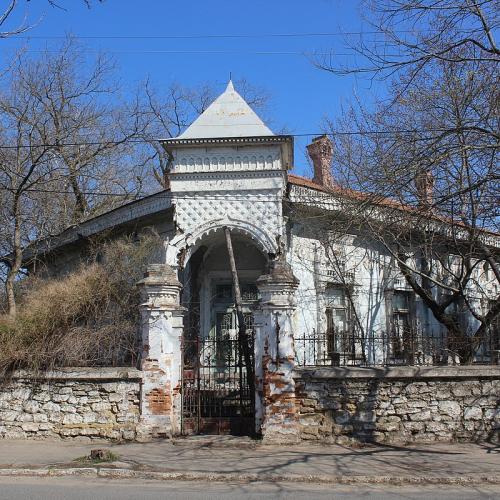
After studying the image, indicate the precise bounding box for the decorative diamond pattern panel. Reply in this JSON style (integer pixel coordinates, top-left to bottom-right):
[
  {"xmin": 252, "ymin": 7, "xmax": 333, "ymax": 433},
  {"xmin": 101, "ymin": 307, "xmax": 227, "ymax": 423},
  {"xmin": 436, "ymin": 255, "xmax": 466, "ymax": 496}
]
[
  {"xmin": 168, "ymin": 143, "xmax": 286, "ymax": 254},
  {"xmin": 175, "ymin": 189, "xmax": 282, "ymax": 242}
]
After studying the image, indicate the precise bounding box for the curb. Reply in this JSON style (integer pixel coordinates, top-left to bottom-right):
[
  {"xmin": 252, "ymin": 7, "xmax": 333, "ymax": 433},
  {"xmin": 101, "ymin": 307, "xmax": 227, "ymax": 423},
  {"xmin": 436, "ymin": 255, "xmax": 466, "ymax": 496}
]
[{"xmin": 0, "ymin": 467, "xmax": 498, "ymax": 485}]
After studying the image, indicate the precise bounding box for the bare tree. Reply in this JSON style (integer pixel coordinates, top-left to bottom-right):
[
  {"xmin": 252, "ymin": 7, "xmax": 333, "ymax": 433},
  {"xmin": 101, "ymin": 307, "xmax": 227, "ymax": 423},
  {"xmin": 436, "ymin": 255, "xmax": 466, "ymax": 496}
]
[
  {"xmin": 0, "ymin": 1, "xmax": 31, "ymax": 38},
  {"xmin": 0, "ymin": 41, "xmax": 147, "ymax": 316},
  {"xmin": 322, "ymin": 54, "xmax": 499, "ymax": 361},
  {"xmin": 318, "ymin": 0, "xmax": 499, "ymax": 79},
  {"xmin": 0, "ymin": 72, "xmax": 57, "ymax": 317},
  {"xmin": 0, "ymin": 0, "xmax": 103, "ymax": 39},
  {"xmin": 314, "ymin": 1, "xmax": 499, "ymax": 362},
  {"xmin": 9, "ymin": 41, "xmax": 149, "ymax": 225}
]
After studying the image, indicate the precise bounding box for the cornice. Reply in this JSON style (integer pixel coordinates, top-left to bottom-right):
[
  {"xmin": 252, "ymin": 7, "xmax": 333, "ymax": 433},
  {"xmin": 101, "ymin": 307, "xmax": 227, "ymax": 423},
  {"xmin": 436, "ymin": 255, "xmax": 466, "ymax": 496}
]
[
  {"xmin": 162, "ymin": 135, "xmax": 293, "ymax": 147},
  {"xmin": 170, "ymin": 169, "xmax": 287, "ymax": 182}
]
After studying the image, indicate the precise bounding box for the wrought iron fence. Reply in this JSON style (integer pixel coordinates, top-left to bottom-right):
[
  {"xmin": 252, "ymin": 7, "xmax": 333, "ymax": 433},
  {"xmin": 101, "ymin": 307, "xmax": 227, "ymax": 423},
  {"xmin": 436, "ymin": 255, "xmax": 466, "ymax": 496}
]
[
  {"xmin": 294, "ymin": 328, "xmax": 499, "ymax": 366},
  {"xmin": 181, "ymin": 331, "xmax": 255, "ymax": 436}
]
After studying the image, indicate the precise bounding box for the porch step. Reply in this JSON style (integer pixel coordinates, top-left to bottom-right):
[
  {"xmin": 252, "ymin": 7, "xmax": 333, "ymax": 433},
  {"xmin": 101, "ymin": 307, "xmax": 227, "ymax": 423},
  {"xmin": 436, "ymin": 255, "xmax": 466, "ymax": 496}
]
[{"xmin": 172, "ymin": 435, "xmax": 258, "ymax": 449}]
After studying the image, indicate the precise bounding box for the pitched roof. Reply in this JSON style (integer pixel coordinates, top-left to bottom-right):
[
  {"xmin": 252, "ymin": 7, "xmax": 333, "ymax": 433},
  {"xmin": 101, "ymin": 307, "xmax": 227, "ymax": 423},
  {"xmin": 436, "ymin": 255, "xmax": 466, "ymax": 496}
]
[
  {"xmin": 288, "ymin": 174, "xmax": 331, "ymax": 194},
  {"xmin": 19, "ymin": 191, "xmax": 172, "ymax": 261},
  {"xmin": 287, "ymin": 174, "xmax": 499, "ymax": 240},
  {"xmin": 177, "ymin": 80, "xmax": 274, "ymax": 139}
]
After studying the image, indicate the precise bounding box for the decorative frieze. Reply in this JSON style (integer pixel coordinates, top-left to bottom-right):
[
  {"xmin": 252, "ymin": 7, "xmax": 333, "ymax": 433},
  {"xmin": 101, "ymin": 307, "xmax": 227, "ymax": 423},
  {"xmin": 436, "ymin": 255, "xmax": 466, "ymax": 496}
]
[
  {"xmin": 173, "ymin": 191, "xmax": 281, "ymax": 252},
  {"xmin": 172, "ymin": 151, "xmax": 281, "ymax": 174}
]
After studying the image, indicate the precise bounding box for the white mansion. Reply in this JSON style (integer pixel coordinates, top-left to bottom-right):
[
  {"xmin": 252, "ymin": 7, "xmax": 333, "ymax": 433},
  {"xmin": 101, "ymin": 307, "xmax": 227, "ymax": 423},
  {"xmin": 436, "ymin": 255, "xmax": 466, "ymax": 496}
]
[{"xmin": 35, "ymin": 81, "xmax": 498, "ymax": 439}]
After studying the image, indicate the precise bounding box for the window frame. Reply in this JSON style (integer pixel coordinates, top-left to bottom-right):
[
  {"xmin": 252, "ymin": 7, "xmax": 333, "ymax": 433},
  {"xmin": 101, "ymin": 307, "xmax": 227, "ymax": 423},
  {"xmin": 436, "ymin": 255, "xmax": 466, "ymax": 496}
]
[{"xmin": 324, "ymin": 284, "xmax": 354, "ymax": 357}]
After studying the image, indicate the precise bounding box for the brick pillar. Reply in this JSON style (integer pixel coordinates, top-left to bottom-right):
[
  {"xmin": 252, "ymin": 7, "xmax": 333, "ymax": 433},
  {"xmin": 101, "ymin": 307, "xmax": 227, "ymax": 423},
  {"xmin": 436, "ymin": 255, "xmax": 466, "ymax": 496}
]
[
  {"xmin": 136, "ymin": 264, "xmax": 183, "ymax": 440},
  {"xmin": 254, "ymin": 254, "xmax": 300, "ymax": 443}
]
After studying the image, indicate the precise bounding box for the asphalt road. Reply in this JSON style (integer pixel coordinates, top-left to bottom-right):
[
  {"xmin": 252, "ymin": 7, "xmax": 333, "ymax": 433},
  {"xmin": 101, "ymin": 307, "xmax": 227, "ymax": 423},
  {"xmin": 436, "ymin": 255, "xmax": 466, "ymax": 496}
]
[{"xmin": 0, "ymin": 477, "xmax": 499, "ymax": 500}]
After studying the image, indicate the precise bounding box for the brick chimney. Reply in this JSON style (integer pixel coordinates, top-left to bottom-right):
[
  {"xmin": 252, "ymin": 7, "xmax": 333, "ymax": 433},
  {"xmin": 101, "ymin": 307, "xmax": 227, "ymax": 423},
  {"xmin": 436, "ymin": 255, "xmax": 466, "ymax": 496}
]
[
  {"xmin": 307, "ymin": 135, "xmax": 334, "ymax": 188},
  {"xmin": 414, "ymin": 169, "xmax": 434, "ymax": 210}
]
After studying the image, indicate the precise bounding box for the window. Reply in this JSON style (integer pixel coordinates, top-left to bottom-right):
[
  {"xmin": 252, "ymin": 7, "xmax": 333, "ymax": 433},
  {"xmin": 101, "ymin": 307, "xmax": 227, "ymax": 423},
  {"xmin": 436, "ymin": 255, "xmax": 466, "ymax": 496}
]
[
  {"xmin": 215, "ymin": 283, "xmax": 259, "ymax": 302},
  {"xmin": 325, "ymin": 285, "xmax": 353, "ymax": 357},
  {"xmin": 241, "ymin": 284, "xmax": 259, "ymax": 302},
  {"xmin": 483, "ymin": 262, "xmax": 490, "ymax": 281},
  {"xmin": 488, "ymin": 299, "xmax": 499, "ymax": 361},
  {"xmin": 214, "ymin": 311, "xmax": 235, "ymax": 369},
  {"xmin": 243, "ymin": 312, "xmax": 254, "ymax": 335},
  {"xmin": 216, "ymin": 284, "xmax": 233, "ymax": 301},
  {"xmin": 391, "ymin": 291, "xmax": 414, "ymax": 360},
  {"xmin": 214, "ymin": 311, "xmax": 254, "ymax": 370}
]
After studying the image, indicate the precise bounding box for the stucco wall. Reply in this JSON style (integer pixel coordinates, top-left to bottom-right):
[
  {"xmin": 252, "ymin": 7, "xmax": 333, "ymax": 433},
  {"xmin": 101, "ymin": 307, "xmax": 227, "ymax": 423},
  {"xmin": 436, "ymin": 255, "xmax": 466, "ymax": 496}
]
[
  {"xmin": 0, "ymin": 368, "xmax": 141, "ymax": 441},
  {"xmin": 295, "ymin": 366, "xmax": 500, "ymax": 444},
  {"xmin": 287, "ymin": 220, "xmax": 495, "ymax": 365}
]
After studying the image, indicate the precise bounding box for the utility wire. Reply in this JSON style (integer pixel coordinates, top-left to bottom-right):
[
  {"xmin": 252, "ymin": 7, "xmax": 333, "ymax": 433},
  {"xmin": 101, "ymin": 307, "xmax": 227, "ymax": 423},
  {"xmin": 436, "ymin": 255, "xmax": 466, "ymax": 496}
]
[
  {"xmin": 0, "ymin": 186, "xmax": 496, "ymax": 203},
  {"xmin": 0, "ymin": 128, "xmax": 474, "ymax": 149},
  {"xmin": 19, "ymin": 49, "xmax": 357, "ymax": 56},
  {"xmin": 10, "ymin": 29, "xmax": 459, "ymax": 40}
]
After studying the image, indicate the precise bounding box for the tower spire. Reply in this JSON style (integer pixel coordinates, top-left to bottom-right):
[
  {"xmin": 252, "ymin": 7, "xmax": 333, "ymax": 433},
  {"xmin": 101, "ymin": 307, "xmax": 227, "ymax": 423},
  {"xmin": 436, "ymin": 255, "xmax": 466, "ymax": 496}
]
[{"xmin": 175, "ymin": 77, "xmax": 273, "ymax": 139}]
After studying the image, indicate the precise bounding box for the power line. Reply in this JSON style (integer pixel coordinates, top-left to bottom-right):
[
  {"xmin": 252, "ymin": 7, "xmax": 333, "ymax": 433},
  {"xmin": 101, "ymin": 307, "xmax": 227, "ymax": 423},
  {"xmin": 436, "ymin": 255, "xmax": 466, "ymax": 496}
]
[
  {"xmin": 0, "ymin": 128, "xmax": 472, "ymax": 150},
  {"xmin": 0, "ymin": 187, "xmax": 283, "ymax": 200},
  {"xmin": 10, "ymin": 29, "xmax": 454, "ymax": 40},
  {"xmin": 1, "ymin": 186, "xmax": 496, "ymax": 203},
  {"xmin": 19, "ymin": 49, "xmax": 355, "ymax": 56}
]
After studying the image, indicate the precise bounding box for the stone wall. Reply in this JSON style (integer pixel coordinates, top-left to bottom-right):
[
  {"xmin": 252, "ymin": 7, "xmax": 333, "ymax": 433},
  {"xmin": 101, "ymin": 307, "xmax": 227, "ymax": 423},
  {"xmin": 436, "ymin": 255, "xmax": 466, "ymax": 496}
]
[
  {"xmin": 0, "ymin": 368, "xmax": 141, "ymax": 441},
  {"xmin": 295, "ymin": 366, "xmax": 500, "ymax": 444}
]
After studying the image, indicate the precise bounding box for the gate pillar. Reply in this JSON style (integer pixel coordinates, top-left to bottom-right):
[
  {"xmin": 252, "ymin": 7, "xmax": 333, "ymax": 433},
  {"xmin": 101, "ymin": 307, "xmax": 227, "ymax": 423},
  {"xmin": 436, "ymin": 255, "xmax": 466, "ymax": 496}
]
[
  {"xmin": 254, "ymin": 254, "xmax": 300, "ymax": 443},
  {"xmin": 136, "ymin": 264, "xmax": 183, "ymax": 441}
]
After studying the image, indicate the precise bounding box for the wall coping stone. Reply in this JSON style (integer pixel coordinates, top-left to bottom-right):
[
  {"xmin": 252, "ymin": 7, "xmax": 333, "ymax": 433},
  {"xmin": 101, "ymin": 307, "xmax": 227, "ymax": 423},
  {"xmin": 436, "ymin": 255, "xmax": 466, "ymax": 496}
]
[
  {"xmin": 294, "ymin": 365, "xmax": 500, "ymax": 380},
  {"xmin": 2, "ymin": 367, "xmax": 143, "ymax": 382}
]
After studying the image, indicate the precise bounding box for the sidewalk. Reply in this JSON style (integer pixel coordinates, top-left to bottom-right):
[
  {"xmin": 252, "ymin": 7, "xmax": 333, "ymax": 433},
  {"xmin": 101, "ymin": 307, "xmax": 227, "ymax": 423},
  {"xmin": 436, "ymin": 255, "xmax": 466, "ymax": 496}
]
[{"xmin": 0, "ymin": 437, "xmax": 499, "ymax": 485}]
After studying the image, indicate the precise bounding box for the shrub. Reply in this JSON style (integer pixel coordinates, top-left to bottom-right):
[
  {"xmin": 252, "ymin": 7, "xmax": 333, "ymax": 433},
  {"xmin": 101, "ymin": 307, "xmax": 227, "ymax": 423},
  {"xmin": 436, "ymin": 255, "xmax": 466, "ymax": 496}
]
[{"xmin": 0, "ymin": 231, "xmax": 162, "ymax": 374}]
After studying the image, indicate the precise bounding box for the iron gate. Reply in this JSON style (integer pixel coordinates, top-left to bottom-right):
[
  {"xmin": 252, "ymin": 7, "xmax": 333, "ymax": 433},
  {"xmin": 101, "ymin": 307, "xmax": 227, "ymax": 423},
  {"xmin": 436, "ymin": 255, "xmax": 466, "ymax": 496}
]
[{"xmin": 181, "ymin": 321, "xmax": 255, "ymax": 436}]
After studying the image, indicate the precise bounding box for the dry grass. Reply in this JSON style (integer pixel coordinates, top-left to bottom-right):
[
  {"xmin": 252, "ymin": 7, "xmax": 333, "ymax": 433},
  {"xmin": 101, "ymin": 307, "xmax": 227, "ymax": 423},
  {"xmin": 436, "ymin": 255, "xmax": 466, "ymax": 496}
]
[{"xmin": 0, "ymin": 231, "xmax": 161, "ymax": 374}]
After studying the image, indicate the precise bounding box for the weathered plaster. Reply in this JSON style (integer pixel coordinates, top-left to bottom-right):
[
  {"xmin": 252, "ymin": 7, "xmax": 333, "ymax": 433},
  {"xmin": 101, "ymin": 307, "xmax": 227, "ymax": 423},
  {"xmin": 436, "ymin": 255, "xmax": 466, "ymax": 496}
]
[
  {"xmin": 136, "ymin": 264, "xmax": 184, "ymax": 440},
  {"xmin": 254, "ymin": 254, "xmax": 300, "ymax": 443}
]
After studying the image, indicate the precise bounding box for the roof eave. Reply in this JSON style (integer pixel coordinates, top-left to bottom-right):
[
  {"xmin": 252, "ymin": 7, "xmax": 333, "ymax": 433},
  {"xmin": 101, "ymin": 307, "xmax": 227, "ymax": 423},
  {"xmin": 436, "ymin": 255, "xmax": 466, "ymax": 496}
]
[
  {"xmin": 161, "ymin": 134, "xmax": 292, "ymax": 146},
  {"xmin": 19, "ymin": 191, "xmax": 173, "ymax": 263}
]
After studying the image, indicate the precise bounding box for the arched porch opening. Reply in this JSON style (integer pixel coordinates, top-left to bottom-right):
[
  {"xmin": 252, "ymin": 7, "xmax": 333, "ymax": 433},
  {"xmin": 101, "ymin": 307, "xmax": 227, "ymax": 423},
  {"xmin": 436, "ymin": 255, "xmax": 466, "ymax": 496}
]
[{"xmin": 179, "ymin": 228, "xmax": 269, "ymax": 436}]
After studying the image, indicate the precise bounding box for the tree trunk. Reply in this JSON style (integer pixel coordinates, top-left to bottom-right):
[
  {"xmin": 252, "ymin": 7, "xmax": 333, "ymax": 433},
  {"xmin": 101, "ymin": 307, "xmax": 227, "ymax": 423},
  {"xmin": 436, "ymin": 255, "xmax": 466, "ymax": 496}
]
[
  {"xmin": 69, "ymin": 171, "xmax": 88, "ymax": 222},
  {"xmin": 5, "ymin": 268, "xmax": 17, "ymax": 318},
  {"xmin": 223, "ymin": 227, "xmax": 256, "ymax": 415},
  {"xmin": 441, "ymin": 316, "xmax": 474, "ymax": 363},
  {"xmin": 5, "ymin": 200, "xmax": 23, "ymax": 318}
]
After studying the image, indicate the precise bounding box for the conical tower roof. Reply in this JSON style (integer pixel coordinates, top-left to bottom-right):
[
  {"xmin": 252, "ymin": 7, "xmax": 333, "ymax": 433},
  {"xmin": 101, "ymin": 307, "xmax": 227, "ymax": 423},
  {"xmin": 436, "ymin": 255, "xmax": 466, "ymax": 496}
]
[{"xmin": 177, "ymin": 81, "xmax": 273, "ymax": 139}]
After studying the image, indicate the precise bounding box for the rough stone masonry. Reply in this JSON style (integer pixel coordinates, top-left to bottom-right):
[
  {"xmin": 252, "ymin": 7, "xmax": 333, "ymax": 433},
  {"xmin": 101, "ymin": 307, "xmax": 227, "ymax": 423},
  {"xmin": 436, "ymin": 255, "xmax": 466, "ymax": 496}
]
[
  {"xmin": 0, "ymin": 368, "xmax": 141, "ymax": 441},
  {"xmin": 295, "ymin": 365, "xmax": 500, "ymax": 445},
  {"xmin": 1, "ymin": 365, "xmax": 499, "ymax": 444}
]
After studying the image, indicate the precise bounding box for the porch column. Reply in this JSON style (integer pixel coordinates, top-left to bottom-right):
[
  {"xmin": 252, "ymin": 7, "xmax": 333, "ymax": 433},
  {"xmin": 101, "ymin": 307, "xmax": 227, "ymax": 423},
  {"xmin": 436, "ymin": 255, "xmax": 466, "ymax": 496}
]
[
  {"xmin": 254, "ymin": 254, "xmax": 300, "ymax": 443},
  {"xmin": 136, "ymin": 264, "xmax": 183, "ymax": 441}
]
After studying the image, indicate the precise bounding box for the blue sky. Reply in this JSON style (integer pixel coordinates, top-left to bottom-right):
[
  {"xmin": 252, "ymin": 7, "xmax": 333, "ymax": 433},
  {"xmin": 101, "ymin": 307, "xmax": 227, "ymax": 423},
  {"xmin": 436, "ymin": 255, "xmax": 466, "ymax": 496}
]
[{"xmin": 2, "ymin": 0, "xmax": 383, "ymax": 176}]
